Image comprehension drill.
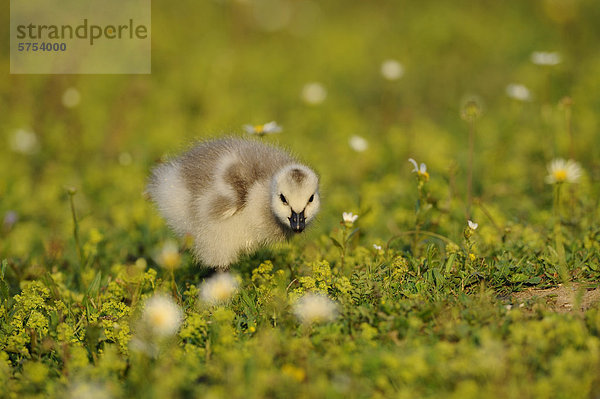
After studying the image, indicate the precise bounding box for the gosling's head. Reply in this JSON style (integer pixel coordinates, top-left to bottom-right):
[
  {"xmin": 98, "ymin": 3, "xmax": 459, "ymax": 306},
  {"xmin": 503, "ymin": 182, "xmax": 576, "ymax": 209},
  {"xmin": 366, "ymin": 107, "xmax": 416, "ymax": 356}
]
[{"xmin": 271, "ymin": 164, "xmax": 320, "ymax": 233}]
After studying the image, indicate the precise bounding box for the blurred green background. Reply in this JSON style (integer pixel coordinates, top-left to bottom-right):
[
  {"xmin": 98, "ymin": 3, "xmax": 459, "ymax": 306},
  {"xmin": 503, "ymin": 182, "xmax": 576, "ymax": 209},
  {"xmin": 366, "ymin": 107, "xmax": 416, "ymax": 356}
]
[
  {"xmin": 3, "ymin": 1, "xmax": 600, "ymax": 398},
  {"xmin": 1, "ymin": 0, "xmax": 600, "ymax": 263}
]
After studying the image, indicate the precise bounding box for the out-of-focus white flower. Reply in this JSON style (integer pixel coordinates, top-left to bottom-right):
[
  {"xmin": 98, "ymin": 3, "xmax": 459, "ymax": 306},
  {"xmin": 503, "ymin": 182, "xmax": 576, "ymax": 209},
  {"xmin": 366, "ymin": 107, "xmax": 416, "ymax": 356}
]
[
  {"xmin": 373, "ymin": 244, "xmax": 383, "ymax": 252},
  {"xmin": 10, "ymin": 129, "xmax": 40, "ymax": 155},
  {"xmin": 243, "ymin": 121, "xmax": 282, "ymax": 136},
  {"xmin": 287, "ymin": 0, "xmax": 321, "ymax": 37},
  {"xmin": 342, "ymin": 212, "xmax": 358, "ymax": 227},
  {"xmin": 348, "ymin": 135, "xmax": 368, "ymax": 152},
  {"xmin": 3, "ymin": 211, "xmax": 18, "ymax": 229},
  {"xmin": 62, "ymin": 87, "xmax": 81, "ymax": 108},
  {"xmin": 380, "ymin": 59, "xmax": 404, "ymax": 80},
  {"xmin": 200, "ymin": 272, "xmax": 239, "ymax": 304},
  {"xmin": 293, "ymin": 293, "xmax": 338, "ymax": 324},
  {"xmin": 251, "ymin": 0, "xmax": 292, "ymax": 32},
  {"xmin": 505, "ymin": 83, "xmax": 532, "ymax": 102},
  {"xmin": 301, "ymin": 82, "xmax": 327, "ymax": 105},
  {"xmin": 68, "ymin": 381, "xmax": 112, "ymax": 399},
  {"xmin": 468, "ymin": 220, "xmax": 478, "ymax": 230},
  {"xmin": 545, "ymin": 158, "xmax": 582, "ymax": 184},
  {"xmin": 156, "ymin": 240, "xmax": 181, "ymax": 270},
  {"xmin": 142, "ymin": 294, "xmax": 183, "ymax": 337},
  {"xmin": 129, "ymin": 337, "xmax": 159, "ymax": 357},
  {"xmin": 531, "ymin": 51, "xmax": 561, "ymax": 66},
  {"xmin": 118, "ymin": 152, "xmax": 133, "ymax": 166}
]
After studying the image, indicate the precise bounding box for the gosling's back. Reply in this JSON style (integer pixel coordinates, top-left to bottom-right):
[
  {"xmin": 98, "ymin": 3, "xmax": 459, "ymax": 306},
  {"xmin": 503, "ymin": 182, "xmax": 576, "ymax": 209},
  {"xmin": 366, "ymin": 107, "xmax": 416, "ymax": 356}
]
[{"xmin": 179, "ymin": 138, "xmax": 296, "ymax": 203}]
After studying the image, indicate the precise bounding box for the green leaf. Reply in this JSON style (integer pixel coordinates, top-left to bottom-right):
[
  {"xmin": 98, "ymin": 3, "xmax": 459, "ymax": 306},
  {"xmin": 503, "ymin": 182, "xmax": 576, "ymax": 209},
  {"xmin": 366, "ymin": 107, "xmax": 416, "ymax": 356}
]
[
  {"xmin": 330, "ymin": 236, "xmax": 344, "ymax": 250},
  {"xmin": 445, "ymin": 254, "xmax": 456, "ymax": 273},
  {"xmin": 86, "ymin": 271, "xmax": 102, "ymax": 297},
  {"xmin": 0, "ymin": 260, "xmax": 9, "ymax": 302},
  {"xmin": 433, "ymin": 268, "xmax": 445, "ymax": 286},
  {"xmin": 84, "ymin": 325, "xmax": 103, "ymax": 349},
  {"xmin": 0, "ymin": 259, "xmax": 6, "ymax": 280},
  {"xmin": 42, "ymin": 272, "xmax": 61, "ymax": 300},
  {"xmin": 0, "ymin": 280, "xmax": 8, "ymax": 303},
  {"xmin": 346, "ymin": 228, "xmax": 360, "ymax": 242},
  {"xmin": 526, "ymin": 276, "xmax": 541, "ymax": 285},
  {"xmin": 510, "ymin": 273, "xmax": 528, "ymax": 283},
  {"xmin": 240, "ymin": 289, "xmax": 258, "ymax": 315}
]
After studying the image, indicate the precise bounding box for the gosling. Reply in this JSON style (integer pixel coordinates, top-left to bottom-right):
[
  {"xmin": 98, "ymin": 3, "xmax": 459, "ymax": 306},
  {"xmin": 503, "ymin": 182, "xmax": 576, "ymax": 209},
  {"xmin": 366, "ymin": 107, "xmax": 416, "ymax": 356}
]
[{"xmin": 147, "ymin": 137, "xmax": 320, "ymax": 269}]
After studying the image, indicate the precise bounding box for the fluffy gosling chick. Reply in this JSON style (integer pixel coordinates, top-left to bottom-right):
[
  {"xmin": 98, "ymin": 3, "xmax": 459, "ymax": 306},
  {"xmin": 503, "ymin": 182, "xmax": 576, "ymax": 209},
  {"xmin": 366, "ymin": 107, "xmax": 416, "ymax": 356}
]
[{"xmin": 147, "ymin": 138, "xmax": 320, "ymax": 269}]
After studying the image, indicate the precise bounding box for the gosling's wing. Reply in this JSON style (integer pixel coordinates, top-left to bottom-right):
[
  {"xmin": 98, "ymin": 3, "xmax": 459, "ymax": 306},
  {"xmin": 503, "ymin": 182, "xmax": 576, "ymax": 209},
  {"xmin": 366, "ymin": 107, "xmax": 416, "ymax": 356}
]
[
  {"xmin": 208, "ymin": 154, "xmax": 265, "ymax": 219},
  {"xmin": 179, "ymin": 139, "xmax": 231, "ymax": 196}
]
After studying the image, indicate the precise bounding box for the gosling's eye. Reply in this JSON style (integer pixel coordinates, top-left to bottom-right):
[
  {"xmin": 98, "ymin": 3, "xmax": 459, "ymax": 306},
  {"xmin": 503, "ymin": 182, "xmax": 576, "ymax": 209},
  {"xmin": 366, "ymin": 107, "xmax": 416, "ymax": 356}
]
[
  {"xmin": 280, "ymin": 194, "xmax": 288, "ymax": 204},
  {"xmin": 308, "ymin": 194, "xmax": 314, "ymax": 203}
]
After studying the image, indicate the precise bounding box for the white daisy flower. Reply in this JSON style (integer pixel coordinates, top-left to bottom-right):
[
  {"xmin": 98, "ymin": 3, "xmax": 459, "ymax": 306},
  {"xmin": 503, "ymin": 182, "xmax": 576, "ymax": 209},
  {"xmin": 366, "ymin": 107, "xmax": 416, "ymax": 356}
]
[
  {"xmin": 68, "ymin": 381, "xmax": 112, "ymax": 399},
  {"xmin": 243, "ymin": 121, "xmax": 282, "ymax": 136},
  {"xmin": 531, "ymin": 51, "xmax": 561, "ymax": 66},
  {"xmin": 62, "ymin": 87, "xmax": 81, "ymax": 108},
  {"xmin": 408, "ymin": 158, "xmax": 426, "ymax": 174},
  {"xmin": 408, "ymin": 158, "xmax": 429, "ymax": 181},
  {"xmin": 199, "ymin": 272, "xmax": 239, "ymax": 304},
  {"xmin": 301, "ymin": 82, "xmax": 327, "ymax": 105},
  {"xmin": 142, "ymin": 294, "xmax": 183, "ymax": 337},
  {"xmin": 468, "ymin": 220, "xmax": 478, "ymax": 230},
  {"xmin": 505, "ymin": 83, "xmax": 532, "ymax": 102},
  {"xmin": 380, "ymin": 59, "xmax": 404, "ymax": 81},
  {"xmin": 293, "ymin": 293, "xmax": 338, "ymax": 324},
  {"xmin": 348, "ymin": 135, "xmax": 368, "ymax": 152},
  {"xmin": 545, "ymin": 158, "xmax": 582, "ymax": 184},
  {"xmin": 10, "ymin": 129, "xmax": 40, "ymax": 155},
  {"xmin": 342, "ymin": 212, "xmax": 358, "ymax": 226},
  {"xmin": 156, "ymin": 240, "xmax": 181, "ymax": 270}
]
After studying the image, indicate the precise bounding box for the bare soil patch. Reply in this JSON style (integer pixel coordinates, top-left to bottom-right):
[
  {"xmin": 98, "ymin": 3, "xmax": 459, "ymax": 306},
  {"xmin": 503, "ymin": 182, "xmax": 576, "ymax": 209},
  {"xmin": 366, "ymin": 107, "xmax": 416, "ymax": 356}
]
[{"xmin": 512, "ymin": 283, "xmax": 600, "ymax": 312}]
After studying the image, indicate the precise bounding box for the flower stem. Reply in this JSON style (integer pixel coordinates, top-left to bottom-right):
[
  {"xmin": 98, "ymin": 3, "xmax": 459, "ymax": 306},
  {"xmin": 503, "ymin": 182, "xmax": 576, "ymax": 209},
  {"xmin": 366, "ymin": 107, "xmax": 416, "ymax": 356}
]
[
  {"xmin": 340, "ymin": 228, "xmax": 347, "ymax": 271},
  {"xmin": 467, "ymin": 120, "xmax": 475, "ymax": 218},
  {"xmin": 553, "ymin": 184, "xmax": 567, "ymax": 280},
  {"xmin": 565, "ymin": 104, "xmax": 573, "ymax": 159},
  {"xmin": 413, "ymin": 181, "xmax": 426, "ymax": 256},
  {"xmin": 475, "ymin": 198, "xmax": 503, "ymax": 237},
  {"xmin": 412, "ymin": 222, "xmax": 421, "ymax": 257}
]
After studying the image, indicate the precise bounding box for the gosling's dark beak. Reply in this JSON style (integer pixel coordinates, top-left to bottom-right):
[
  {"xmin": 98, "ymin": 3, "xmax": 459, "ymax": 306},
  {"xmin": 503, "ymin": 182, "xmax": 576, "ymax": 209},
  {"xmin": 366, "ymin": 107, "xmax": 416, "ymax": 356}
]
[{"xmin": 289, "ymin": 210, "xmax": 305, "ymax": 233}]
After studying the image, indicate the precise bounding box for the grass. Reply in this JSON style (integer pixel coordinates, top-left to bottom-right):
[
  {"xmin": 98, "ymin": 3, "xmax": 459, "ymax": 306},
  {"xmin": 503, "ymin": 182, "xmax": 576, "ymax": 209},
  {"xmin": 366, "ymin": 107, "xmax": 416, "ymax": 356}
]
[{"xmin": 2, "ymin": 0, "xmax": 600, "ymax": 397}]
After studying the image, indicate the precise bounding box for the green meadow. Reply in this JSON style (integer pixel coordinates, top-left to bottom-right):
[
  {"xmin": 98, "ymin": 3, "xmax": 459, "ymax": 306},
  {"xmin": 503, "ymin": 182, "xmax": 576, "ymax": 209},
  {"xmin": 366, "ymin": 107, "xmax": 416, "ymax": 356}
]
[{"xmin": 2, "ymin": 0, "xmax": 600, "ymax": 397}]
